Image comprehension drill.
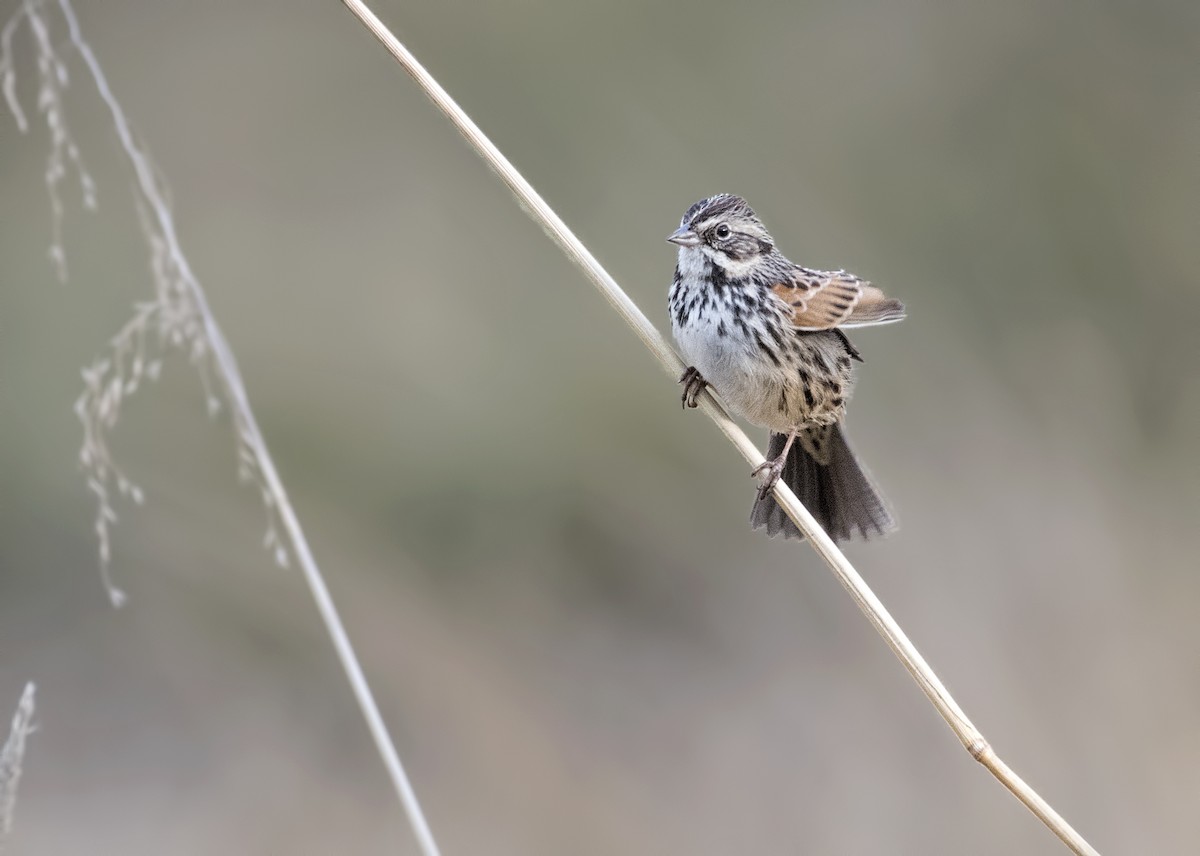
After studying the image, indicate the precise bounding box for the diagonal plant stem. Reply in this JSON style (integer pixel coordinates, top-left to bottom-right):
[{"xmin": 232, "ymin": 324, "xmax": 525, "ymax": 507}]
[
  {"xmin": 2, "ymin": 2, "xmax": 442, "ymax": 854},
  {"xmin": 338, "ymin": 2, "xmax": 1101, "ymax": 854},
  {"xmin": 57, "ymin": 7, "xmax": 443, "ymax": 855}
]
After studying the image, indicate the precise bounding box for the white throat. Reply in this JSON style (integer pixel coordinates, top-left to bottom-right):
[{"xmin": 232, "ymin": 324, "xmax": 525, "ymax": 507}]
[{"xmin": 677, "ymin": 245, "xmax": 759, "ymax": 281}]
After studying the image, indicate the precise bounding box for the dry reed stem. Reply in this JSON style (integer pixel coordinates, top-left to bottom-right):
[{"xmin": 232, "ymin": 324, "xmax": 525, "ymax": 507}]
[
  {"xmin": 0, "ymin": 683, "xmax": 36, "ymax": 848},
  {"xmin": 339, "ymin": 2, "xmax": 1101, "ymax": 854},
  {"xmin": 3, "ymin": 3, "xmax": 440, "ymax": 854}
]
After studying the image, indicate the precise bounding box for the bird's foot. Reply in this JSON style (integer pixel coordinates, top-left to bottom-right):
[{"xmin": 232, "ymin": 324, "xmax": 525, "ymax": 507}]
[
  {"xmin": 678, "ymin": 366, "xmax": 708, "ymax": 409},
  {"xmin": 751, "ymin": 456, "xmax": 786, "ymax": 502}
]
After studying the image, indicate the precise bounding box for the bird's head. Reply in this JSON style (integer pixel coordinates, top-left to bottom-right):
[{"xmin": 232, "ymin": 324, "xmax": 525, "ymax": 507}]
[{"xmin": 667, "ymin": 194, "xmax": 775, "ymax": 276}]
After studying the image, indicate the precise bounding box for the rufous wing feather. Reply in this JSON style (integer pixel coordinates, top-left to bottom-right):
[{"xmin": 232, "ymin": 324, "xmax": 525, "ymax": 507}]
[{"xmin": 771, "ymin": 268, "xmax": 905, "ymax": 331}]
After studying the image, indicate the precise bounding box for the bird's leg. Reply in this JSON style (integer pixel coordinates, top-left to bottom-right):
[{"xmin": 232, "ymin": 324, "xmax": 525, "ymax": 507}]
[
  {"xmin": 678, "ymin": 366, "xmax": 709, "ymax": 409},
  {"xmin": 751, "ymin": 427, "xmax": 800, "ymax": 501}
]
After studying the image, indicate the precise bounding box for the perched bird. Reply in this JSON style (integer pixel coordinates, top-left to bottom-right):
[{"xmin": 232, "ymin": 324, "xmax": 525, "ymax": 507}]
[{"xmin": 667, "ymin": 193, "xmax": 905, "ymax": 542}]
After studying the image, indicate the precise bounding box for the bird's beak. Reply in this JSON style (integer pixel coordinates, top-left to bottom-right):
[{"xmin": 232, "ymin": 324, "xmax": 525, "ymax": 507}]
[{"xmin": 666, "ymin": 227, "xmax": 701, "ymax": 248}]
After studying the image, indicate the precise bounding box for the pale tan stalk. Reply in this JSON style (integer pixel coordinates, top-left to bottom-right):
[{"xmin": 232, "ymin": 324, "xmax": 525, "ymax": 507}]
[
  {"xmin": 339, "ymin": 3, "xmax": 1101, "ymax": 853},
  {"xmin": 4, "ymin": 3, "xmax": 441, "ymax": 854},
  {"xmin": 56, "ymin": 1, "xmax": 442, "ymax": 850}
]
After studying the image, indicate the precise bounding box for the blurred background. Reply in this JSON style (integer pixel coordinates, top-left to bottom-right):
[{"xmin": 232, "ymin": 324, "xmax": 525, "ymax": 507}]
[{"xmin": 1, "ymin": 0, "xmax": 1197, "ymax": 853}]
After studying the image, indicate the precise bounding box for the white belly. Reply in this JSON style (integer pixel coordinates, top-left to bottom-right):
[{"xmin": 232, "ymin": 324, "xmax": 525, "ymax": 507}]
[{"xmin": 670, "ymin": 280, "xmax": 796, "ymax": 430}]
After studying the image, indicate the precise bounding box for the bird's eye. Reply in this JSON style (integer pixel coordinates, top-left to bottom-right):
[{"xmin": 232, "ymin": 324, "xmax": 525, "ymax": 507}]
[{"xmin": 715, "ymin": 224, "xmax": 731, "ymax": 239}]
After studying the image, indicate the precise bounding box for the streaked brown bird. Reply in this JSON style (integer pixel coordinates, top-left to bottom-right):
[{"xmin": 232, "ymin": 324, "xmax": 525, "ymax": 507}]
[{"xmin": 667, "ymin": 193, "xmax": 905, "ymax": 541}]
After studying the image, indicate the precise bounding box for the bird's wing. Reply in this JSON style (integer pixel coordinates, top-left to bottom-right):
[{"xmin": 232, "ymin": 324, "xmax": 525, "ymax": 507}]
[{"xmin": 771, "ymin": 268, "xmax": 905, "ymax": 331}]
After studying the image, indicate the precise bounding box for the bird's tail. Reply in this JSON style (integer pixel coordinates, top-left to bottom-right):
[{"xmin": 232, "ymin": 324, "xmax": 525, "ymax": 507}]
[{"xmin": 750, "ymin": 424, "xmax": 896, "ymax": 542}]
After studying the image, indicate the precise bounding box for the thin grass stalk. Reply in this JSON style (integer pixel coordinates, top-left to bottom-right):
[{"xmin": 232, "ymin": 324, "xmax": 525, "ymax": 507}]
[
  {"xmin": 0, "ymin": 683, "xmax": 36, "ymax": 847},
  {"xmin": 29, "ymin": 3, "xmax": 443, "ymax": 854},
  {"xmin": 338, "ymin": 3, "xmax": 1101, "ymax": 854}
]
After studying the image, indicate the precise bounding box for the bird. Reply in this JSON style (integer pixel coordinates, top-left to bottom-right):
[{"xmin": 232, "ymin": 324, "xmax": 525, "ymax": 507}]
[{"xmin": 667, "ymin": 193, "xmax": 905, "ymax": 542}]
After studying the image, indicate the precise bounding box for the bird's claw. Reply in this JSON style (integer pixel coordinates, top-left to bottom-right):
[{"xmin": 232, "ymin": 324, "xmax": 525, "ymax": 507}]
[
  {"xmin": 679, "ymin": 366, "xmax": 708, "ymax": 409},
  {"xmin": 752, "ymin": 457, "xmax": 786, "ymax": 502}
]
